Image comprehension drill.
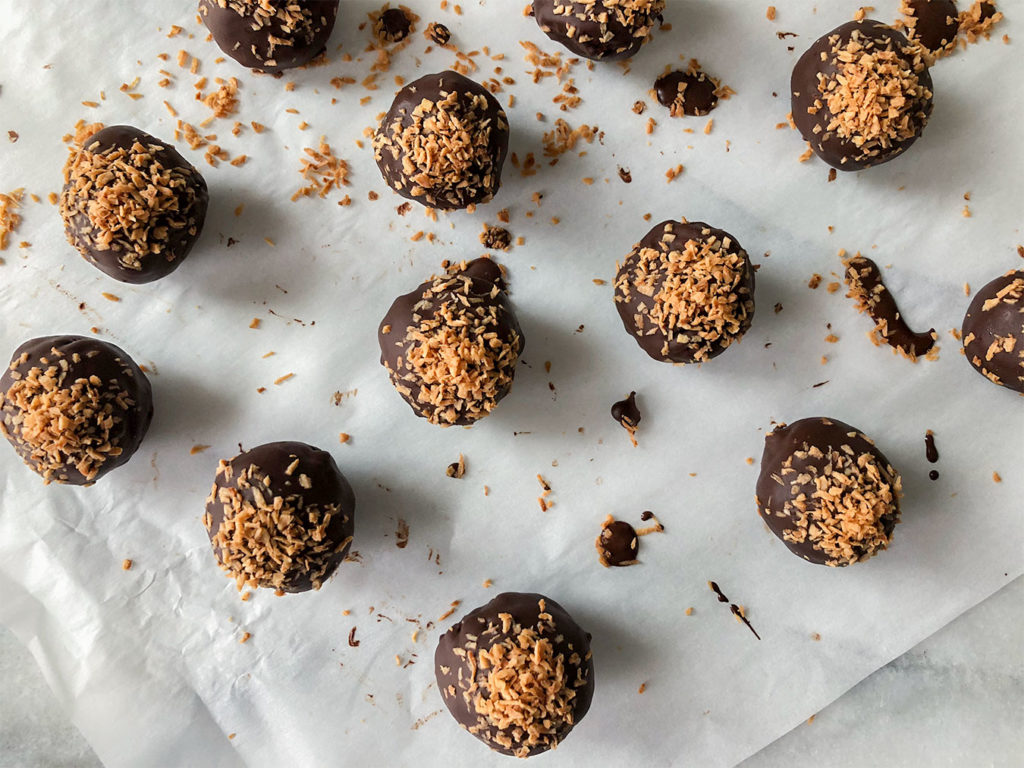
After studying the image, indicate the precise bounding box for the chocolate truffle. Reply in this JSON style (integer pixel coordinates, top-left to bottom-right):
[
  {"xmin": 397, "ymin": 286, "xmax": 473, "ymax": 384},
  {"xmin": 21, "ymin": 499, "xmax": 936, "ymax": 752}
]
[
  {"xmin": 791, "ymin": 20, "xmax": 934, "ymax": 171},
  {"xmin": 373, "ymin": 71, "xmax": 509, "ymax": 210},
  {"xmin": 435, "ymin": 592, "xmax": 594, "ymax": 757},
  {"xmin": 532, "ymin": 0, "xmax": 665, "ymax": 61},
  {"xmin": 60, "ymin": 125, "xmax": 208, "ymax": 284},
  {"xmin": 756, "ymin": 417, "xmax": 902, "ymax": 566},
  {"xmin": 204, "ymin": 441, "xmax": 355, "ymax": 593},
  {"xmin": 0, "ymin": 335, "xmax": 152, "ymax": 485},
  {"xmin": 378, "ymin": 258, "xmax": 524, "ymax": 426},
  {"xmin": 900, "ymin": 0, "xmax": 959, "ymax": 55},
  {"xmin": 614, "ymin": 220, "xmax": 755, "ymax": 364},
  {"xmin": 198, "ymin": 0, "xmax": 338, "ymax": 72},
  {"xmin": 961, "ymin": 270, "xmax": 1024, "ymax": 393}
]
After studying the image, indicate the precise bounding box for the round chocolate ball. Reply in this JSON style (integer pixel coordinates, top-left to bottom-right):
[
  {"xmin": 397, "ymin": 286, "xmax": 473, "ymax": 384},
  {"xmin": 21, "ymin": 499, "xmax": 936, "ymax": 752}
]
[
  {"xmin": 532, "ymin": 0, "xmax": 665, "ymax": 61},
  {"xmin": 614, "ymin": 220, "xmax": 755, "ymax": 364},
  {"xmin": 901, "ymin": 0, "xmax": 959, "ymax": 55},
  {"xmin": 378, "ymin": 258, "xmax": 524, "ymax": 426},
  {"xmin": 372, "ymin": 71, "xmax": 509, "ymax": 210},
  {"xmin": 198, "ymin": 0, "xmax": 338, "ymax": 72},
  {"xmin": 756, "ymin": 417, "xmax": 902, "ymax": 566},
  {"xmin": 60, "ymin": 125, "xmax": 208, "ymax": 284},
  {"xmin": 435, "ymin": 592, "xmax": 595, "ymax": 757},
  {"xmin": 205, "ymin": 441, "xmax": 355, "ymax": 593},
  {"xmin": 961, "ymin": 270, "xmax": 1024, "ymax": 393},
  {"xmin": 791, "ymin": 20, "xmax": 934, "ymax": 171},
  {"xmin": 0, "ymin": 335, "xmax": 153, "ymax": 485}
]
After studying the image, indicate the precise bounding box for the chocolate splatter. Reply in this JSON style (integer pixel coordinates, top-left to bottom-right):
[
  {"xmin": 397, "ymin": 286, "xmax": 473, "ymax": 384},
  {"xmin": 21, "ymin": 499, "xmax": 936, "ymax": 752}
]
[
  {"xmin": 348, "ymin": 627, "xmax": 360, "ymax": 647},
  {"xmin": 596, "ymin": 518, "xmax": 639, "ymax": 567},
  {"xmin": 376, "ymin": 8, "xmax": 412, "ymax": 43},
  {"xmin": 708, "ymin": 581, "xmax": 760, "ymax": 640},
  {"xmin": 925, "ymin": 431, "xmax": 939, "ymax": 463},
  {"xmin": 929, "ymin": 469, "xmax": 940, "ymax": 481},
  {"xmin": 480, "ymin": 224, "xmax": 511, "ymax": 251},
  {"xmin": 611, "ymin": 391, "xmax": 641, "ymax": 446},
  {"xmin": 844, "ymin": 255, "xmax": 936, "ymax": 359},
  {"xmin": 654, "ymin": 68, "xmax": 719, "ymax": 117},
  {"xmin": 425, "ymin": 21, "xmax": 450, "ymax": 45},
  {"xmin": 446, "ymin": 454, "xmax": 466, "ymax": 479},
  {"xmin": 596, "ymin": 512, "xmax": 664, "ymax": 567}
]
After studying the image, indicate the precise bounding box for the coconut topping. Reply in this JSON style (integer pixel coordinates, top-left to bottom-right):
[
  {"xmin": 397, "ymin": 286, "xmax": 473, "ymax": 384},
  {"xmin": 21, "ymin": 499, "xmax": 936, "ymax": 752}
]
[
  {"xmin": 60, "ymin": 135, "xmax": 204, "ymax": 272},
  {"xmin": 813, "ymin": 27, "xmax": 932, "ymax": 158},
  {"xmin": 615, "ymin": 223, "xmax": 755, "ymax": 362},
  {"xmin": 384, "ymin": 263, "xmax": 522, "ymax": 425},
  {"xmin": 205, "ymin": 456, "xmax": 351, "ymax": 591},
  {"xmin": 454, "ymin": 600, "xmax": 588, "ymax": 757},
  {"xmin": 1, "ymin": 346, "xmax": 133, "ymax": 483},
  {"xmin": 770, "ymin": 427, "xmax": 902, "ymax": 566},
  {"xmin": 373, "ymin": 73, "xmax": 508, "ymax": 209}
]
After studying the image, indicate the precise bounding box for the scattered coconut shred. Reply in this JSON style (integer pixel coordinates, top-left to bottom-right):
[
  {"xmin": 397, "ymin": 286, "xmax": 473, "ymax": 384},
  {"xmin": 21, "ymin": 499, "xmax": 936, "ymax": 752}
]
[
  {"xmin": 0, "ymin": 188, "xmax": 25, "ymax": 254},
  {"xmin": 958, "ymin": 1, "xmax": 1004, "ymax": 46},
  {"xmin": 293, "ymin": 138, "xmax": 351, "ymax": 201},
  {"xmin": 541, "ymin": 119, "xmax": 599, "ymax": 160}
]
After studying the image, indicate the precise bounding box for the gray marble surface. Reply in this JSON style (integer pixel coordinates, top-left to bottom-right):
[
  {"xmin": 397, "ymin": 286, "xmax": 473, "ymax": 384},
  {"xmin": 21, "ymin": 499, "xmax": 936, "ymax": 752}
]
[{"xmin": 1, "ymin": 577, "xmax": 1020, "ymax": 768}]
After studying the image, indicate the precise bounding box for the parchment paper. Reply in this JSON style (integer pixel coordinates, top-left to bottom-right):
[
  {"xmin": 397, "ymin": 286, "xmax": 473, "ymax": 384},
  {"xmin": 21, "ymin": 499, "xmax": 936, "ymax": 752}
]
[{"xmin": 0, "ymin": 1, "xmax": 1021, "ymax": 766}]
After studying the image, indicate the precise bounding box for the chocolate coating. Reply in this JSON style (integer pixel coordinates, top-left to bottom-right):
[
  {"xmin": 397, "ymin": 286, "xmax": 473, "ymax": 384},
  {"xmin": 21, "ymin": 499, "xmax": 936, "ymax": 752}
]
[
  {"xmin": 654, "ymin": 69, "xmax": 718, "ymax": 117},
  {"xmin": 961, "ymin": 270, "xmax": 1024, "ymax": 393},
  {"xmin": 0, "ymin": 335, "xmax": 152, "ymax": 485},
  {"xmin": 532, "ymin": 0, "xmax": 664, "ymax": 61},
  {"xmin": 378, "ymin": 258, "xmax": 524, "ymax": 426},
  {"xmin": 791, "ymin": 20, "xmax": 933, "ymax": 171},
  {"xmin": 614, "ymin": 220, "xmax": 755, "ymax": 364},
  {"xmin": 596, "ymin": 519, "xmax": 639, "ymax": 566},
  {"xmin": 198, "ymin": 0, "xmax": 338, "ymax": 73},
  {"xmin": 373, "ymin": 71, "xmax": 509, "ymax": 210},
  {"xmin": 205, "ymin": 441, "xmax": 355, "ymax": 593},
  {"xmin": 60, "ymin": 125, "xmax": 208, "ymax": 284},
  {"xmin": 901, "ymin": 0, "xmax": 959, "ymax": 54},
  {"xmin": 756, "ymin": 418, "xmax": 902, "ymax": 567},
  {"xmin": 435, "ymin": 592, "xmax": 594, "ymax": 757}
]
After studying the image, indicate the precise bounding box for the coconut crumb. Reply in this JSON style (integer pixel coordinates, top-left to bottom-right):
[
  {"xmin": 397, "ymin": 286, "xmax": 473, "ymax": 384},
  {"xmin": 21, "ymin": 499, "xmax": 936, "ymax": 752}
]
[
  {"xmin": 0, "ymin": 188, "xmax": 24, "ymax": 251},
  {"xmin": 293, "ymin": 137, "xmax": 350, "ymax": 201}
]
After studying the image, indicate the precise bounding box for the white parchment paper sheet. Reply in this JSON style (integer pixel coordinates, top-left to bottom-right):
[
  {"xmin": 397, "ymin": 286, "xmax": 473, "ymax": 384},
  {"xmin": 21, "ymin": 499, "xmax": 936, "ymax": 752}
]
[{"xmin": 0, "ymin": 1, "xmax": 1021, "ymax": 766}]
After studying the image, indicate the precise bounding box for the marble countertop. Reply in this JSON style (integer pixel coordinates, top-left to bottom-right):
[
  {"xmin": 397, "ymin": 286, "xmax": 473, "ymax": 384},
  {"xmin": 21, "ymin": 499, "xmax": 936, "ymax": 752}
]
[{"xmin": 1, "ymin": 577, "xmax": 1019, "ymax": 768}]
